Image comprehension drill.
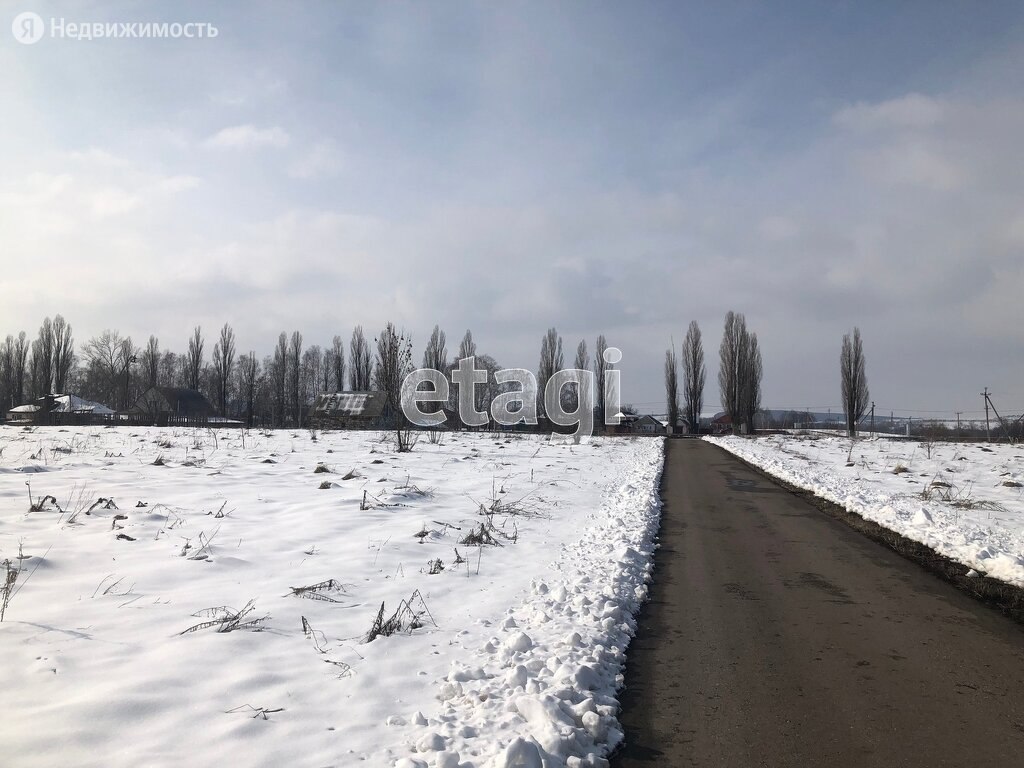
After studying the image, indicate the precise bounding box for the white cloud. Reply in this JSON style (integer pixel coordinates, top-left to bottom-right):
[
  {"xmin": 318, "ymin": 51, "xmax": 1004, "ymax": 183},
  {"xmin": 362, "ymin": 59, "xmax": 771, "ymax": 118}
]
[
  {"xmin": 833, "ymin": 93, "xmax": 947, "ymax": 132},
  {"xmin": 0, "ymin": 172, "xmax": 72, "ymax": 207},
  {"xmin": 287, "ymin": 140, "xmax": 345, "ymax": 179},
  {"xmin": 757, "ymin": 216, "xmax": 801, "ymax": 242},
  {"xmin": 204, "ymin": 124, "xmax": 290, "ymax": 150},
  {"xmin": 155, "ymin": 175, "xmax": 202, "ymax": 193},
  {"xmin": 860, "ymin": 140, "xmax": 962, "ymax": 191},
  {"xmin": 90, "ymin": 186, "xmax": 140, "ymax": 217}
]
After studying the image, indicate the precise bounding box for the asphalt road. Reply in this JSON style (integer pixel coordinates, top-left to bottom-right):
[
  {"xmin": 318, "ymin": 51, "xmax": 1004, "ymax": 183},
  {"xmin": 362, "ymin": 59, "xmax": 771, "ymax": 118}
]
[{"xmin": 613, "ymin": 439, "xmax": 1024, "ymax": 767}]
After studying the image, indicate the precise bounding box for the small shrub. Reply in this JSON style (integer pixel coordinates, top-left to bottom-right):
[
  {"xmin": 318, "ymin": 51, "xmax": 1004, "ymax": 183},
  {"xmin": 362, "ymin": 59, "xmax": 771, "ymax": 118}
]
[{"xmin": 395, "ymin": 428, "xmax": 419, "ymax": 453}]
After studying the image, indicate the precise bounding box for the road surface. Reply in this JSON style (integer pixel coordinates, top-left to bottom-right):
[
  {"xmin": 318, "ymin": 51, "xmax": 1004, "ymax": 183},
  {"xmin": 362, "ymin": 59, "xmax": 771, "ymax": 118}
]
[{"xmin": 614, "ymin": 439, "xmax": 1024, "ymax": 767}]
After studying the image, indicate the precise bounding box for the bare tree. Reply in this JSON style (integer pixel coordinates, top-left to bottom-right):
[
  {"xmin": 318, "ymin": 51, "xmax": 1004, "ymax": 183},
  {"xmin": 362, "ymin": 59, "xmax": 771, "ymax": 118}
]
[
  {"xmin": 272, "ymin": 333, "xmax": 288, "ymax": 426},
  {"xmin": 457, "ymin": 330, "xmax": 476, "ymax": 361},
  {"xmin": 11, "ymin": 332, "xmax": 29, "ymax": 405},
  {"xmin": 36, "ymin": 318, "xmax": 54, "ymax": 396},
  {"xmin": 52, "ymin": 315, "xmax": 75, "ymax": 393},
  {"xmin": 741, "ymin": 333, "xmax": 762, "ymax": 433},
  {"xmin": 349, "ymin": 326, "xmax": 372, "ymax": 391},
  {"xmin": 718, "ymin": 312, "xmax": 741, "ymax": 431},
  {"xmin": 682, "ymin": 320, "xmax": 705, "ymax": 434},
  {"xmin": 331, "ymin": 334, "xmax": 346, "ymax": 391},
  {"xmin": 320, "ymin": 347, "xmax": 333, "ymax": 394},
  {"xmin": 117, "ymin": 336, "xmax": 139, "ymax": 409},
  {"xmin": 718, "ymin": 311, "xmax": 761, "ymax": 434},
  {"xmin": 0, "ymin": 336, "xmax": 14, "ymax": 408},
  {"xmin": 28, "ymin": 338, "xmax": 43, "ymax": 400},
  {"xmin": 185, "ymin": 326, "xmax": 204, "ymax": 390},
  {"xmin": 537, "ymin": 328, "xmax": 563, "ymax": 419},
  {"xmin": 140, "ymin": 335, "xmax": 160, "ymax": 389},
  {"xmin": 573, "ymin": 340, "xmax": 592, "ymax": 422},
  {"xmin": 665, "ymin": 344, "xmax": 680, "ymax": 429},
  {"xmin": 574, "ymin": 340, "xmax": 589, "ymax": 374},
  {"xmin": 423, "ymin": 325, "xmax": 448, "ymax": 371},
  {"xmin": 81, "ymin": 332, "xmax": 129, "ymax": 408},
  {"xmin": 237, "ymin": 352, "xmax": 261, "ymax": 428},
  {"xmin": 564, "ymin": 339, "xmax": 589, "ymax": 413},
  {"xmin": 840, "ymin": 327, "xmax": 870, "ymax": 437},
  {"xmin": 159, "ymin": 350, "xmax": 179, "ymax": 388},
  {"xmin": 302, "ymin": 345, "xmax": 323, "ymax": 410},
  {"xmin": 374, "ymin": 323, "xmax": 412, "ymax": 410},
  {"xmin": 594, "ymin": 335, "xmax": 609, "ymax": 427},
  {"xmin": 288, "ymin": 331, "xmax": 303, "ymax": 425},
  {"xmin": 212, "ymin": 323, "xmax": 236, "ymax": 415},
  {"xmin": 374, "ymin": 323, "xmax": 414, "ymax": 448}
]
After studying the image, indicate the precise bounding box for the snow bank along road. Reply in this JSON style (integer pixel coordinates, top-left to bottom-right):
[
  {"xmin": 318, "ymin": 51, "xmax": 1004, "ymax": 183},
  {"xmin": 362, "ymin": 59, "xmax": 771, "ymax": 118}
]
[
  {"xmin": 614, "ymin": 439, "xmax": 1024, "ymax": 768},
  {"xmin": 0, "ymin": 427, "xmax": 663, "ymax": 768},
  {"xmin": 707, "ymin": 434, "xmax": 1024, "ymax": 587}
]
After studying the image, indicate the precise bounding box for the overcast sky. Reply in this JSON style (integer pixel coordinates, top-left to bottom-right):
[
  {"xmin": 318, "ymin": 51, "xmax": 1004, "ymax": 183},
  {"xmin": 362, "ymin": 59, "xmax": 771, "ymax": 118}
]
[{"xmin": 2, "ymin": 1, "xmax": 1022, "ymax": 418}]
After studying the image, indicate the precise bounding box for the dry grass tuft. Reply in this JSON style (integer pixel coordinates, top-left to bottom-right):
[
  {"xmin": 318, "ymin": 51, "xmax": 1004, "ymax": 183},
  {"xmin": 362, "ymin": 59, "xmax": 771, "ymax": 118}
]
[
  {"xmin": 363, "ymin": 590, "xmax": 435, "ymax": 643},
  {"xmin": 28, "ymin": 494, "xmax": 62, "ymax": 513},
  {"xmin": 459, "ymin": 522, "xmax": 502, "ymax": 547},
  {"xmin": 289, "ymin": 579, "xmax": 349, "ymax": 603},
  {"xmin": 181, "ymin": 599, "xmax": 267, "ymax": 634}
]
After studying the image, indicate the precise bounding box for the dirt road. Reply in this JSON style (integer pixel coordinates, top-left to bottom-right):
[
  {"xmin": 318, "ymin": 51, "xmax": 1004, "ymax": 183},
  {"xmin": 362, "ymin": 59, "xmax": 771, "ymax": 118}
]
[{"xmin": 613, "ymin": 439, "xmax": 1024, "ymax": 767}]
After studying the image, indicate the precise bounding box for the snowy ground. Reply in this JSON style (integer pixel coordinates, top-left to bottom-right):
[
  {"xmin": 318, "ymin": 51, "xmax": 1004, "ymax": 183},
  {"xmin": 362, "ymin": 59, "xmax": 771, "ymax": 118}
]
[
  {"xmin": 0, "ymin": 427, "xmax": 663, "ymax": 768},
  {"xmin": 706, "ymin": 434, "xmax": 1024, "ymax": 587}
]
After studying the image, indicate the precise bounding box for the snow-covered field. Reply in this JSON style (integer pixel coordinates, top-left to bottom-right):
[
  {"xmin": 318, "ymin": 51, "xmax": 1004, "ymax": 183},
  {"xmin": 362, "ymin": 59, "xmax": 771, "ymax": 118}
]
[
  {"xmin": 0, "ymin": 426, "xmax": 663, "ymax": 768},
  {"xmin": 706, "ymin": 434, "xmax": 1024, "ymax": 586}
]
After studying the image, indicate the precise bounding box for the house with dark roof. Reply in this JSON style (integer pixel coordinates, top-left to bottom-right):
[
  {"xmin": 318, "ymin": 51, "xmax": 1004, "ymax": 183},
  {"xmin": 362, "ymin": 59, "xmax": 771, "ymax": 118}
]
[
  {"xmin": 710, "ymin": 412, "xmax": 734, "ymax": 434},
  {"xmin": 612, "ymin": 413, "xmax": 672, "ymax": 435},
  {"xmin": 131, "ymin": 387, "xmax": 218, "ymax": 426},
  {"xmin": 307, "ymin": 391, "xmax": 392, "ymax": 429}
]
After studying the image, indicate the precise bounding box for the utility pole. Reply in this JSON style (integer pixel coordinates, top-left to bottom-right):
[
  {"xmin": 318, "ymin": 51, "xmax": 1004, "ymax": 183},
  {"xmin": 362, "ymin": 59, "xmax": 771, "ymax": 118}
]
[
  {"xmin": 955, "ymin": 411, "xmax": 962, "ymax": 438},
  {"xmin": 984, "ymin": 390, "xmax": 1014, "ymax": 443},
  {"xmin": 870, "ymin": 401, "xmax": 875, "ymax": 438},
  {"xmin": 982, "ymin": 387, "xmax": 991, "ymax": 442}
]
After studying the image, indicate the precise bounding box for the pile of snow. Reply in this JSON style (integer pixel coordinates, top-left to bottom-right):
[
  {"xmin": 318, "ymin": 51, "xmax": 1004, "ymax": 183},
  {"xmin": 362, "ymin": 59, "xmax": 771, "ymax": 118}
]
[
  {"xmin": 0, "ymin": 427, "xmax": 663, "ymax": 767},
  {"xmin": 706, "ymin": 434, "xmax": 1024, "ymax": 586},
  {"xmin": 392, "ymin": 444, "xmax": 663, "ymax": 768}
]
